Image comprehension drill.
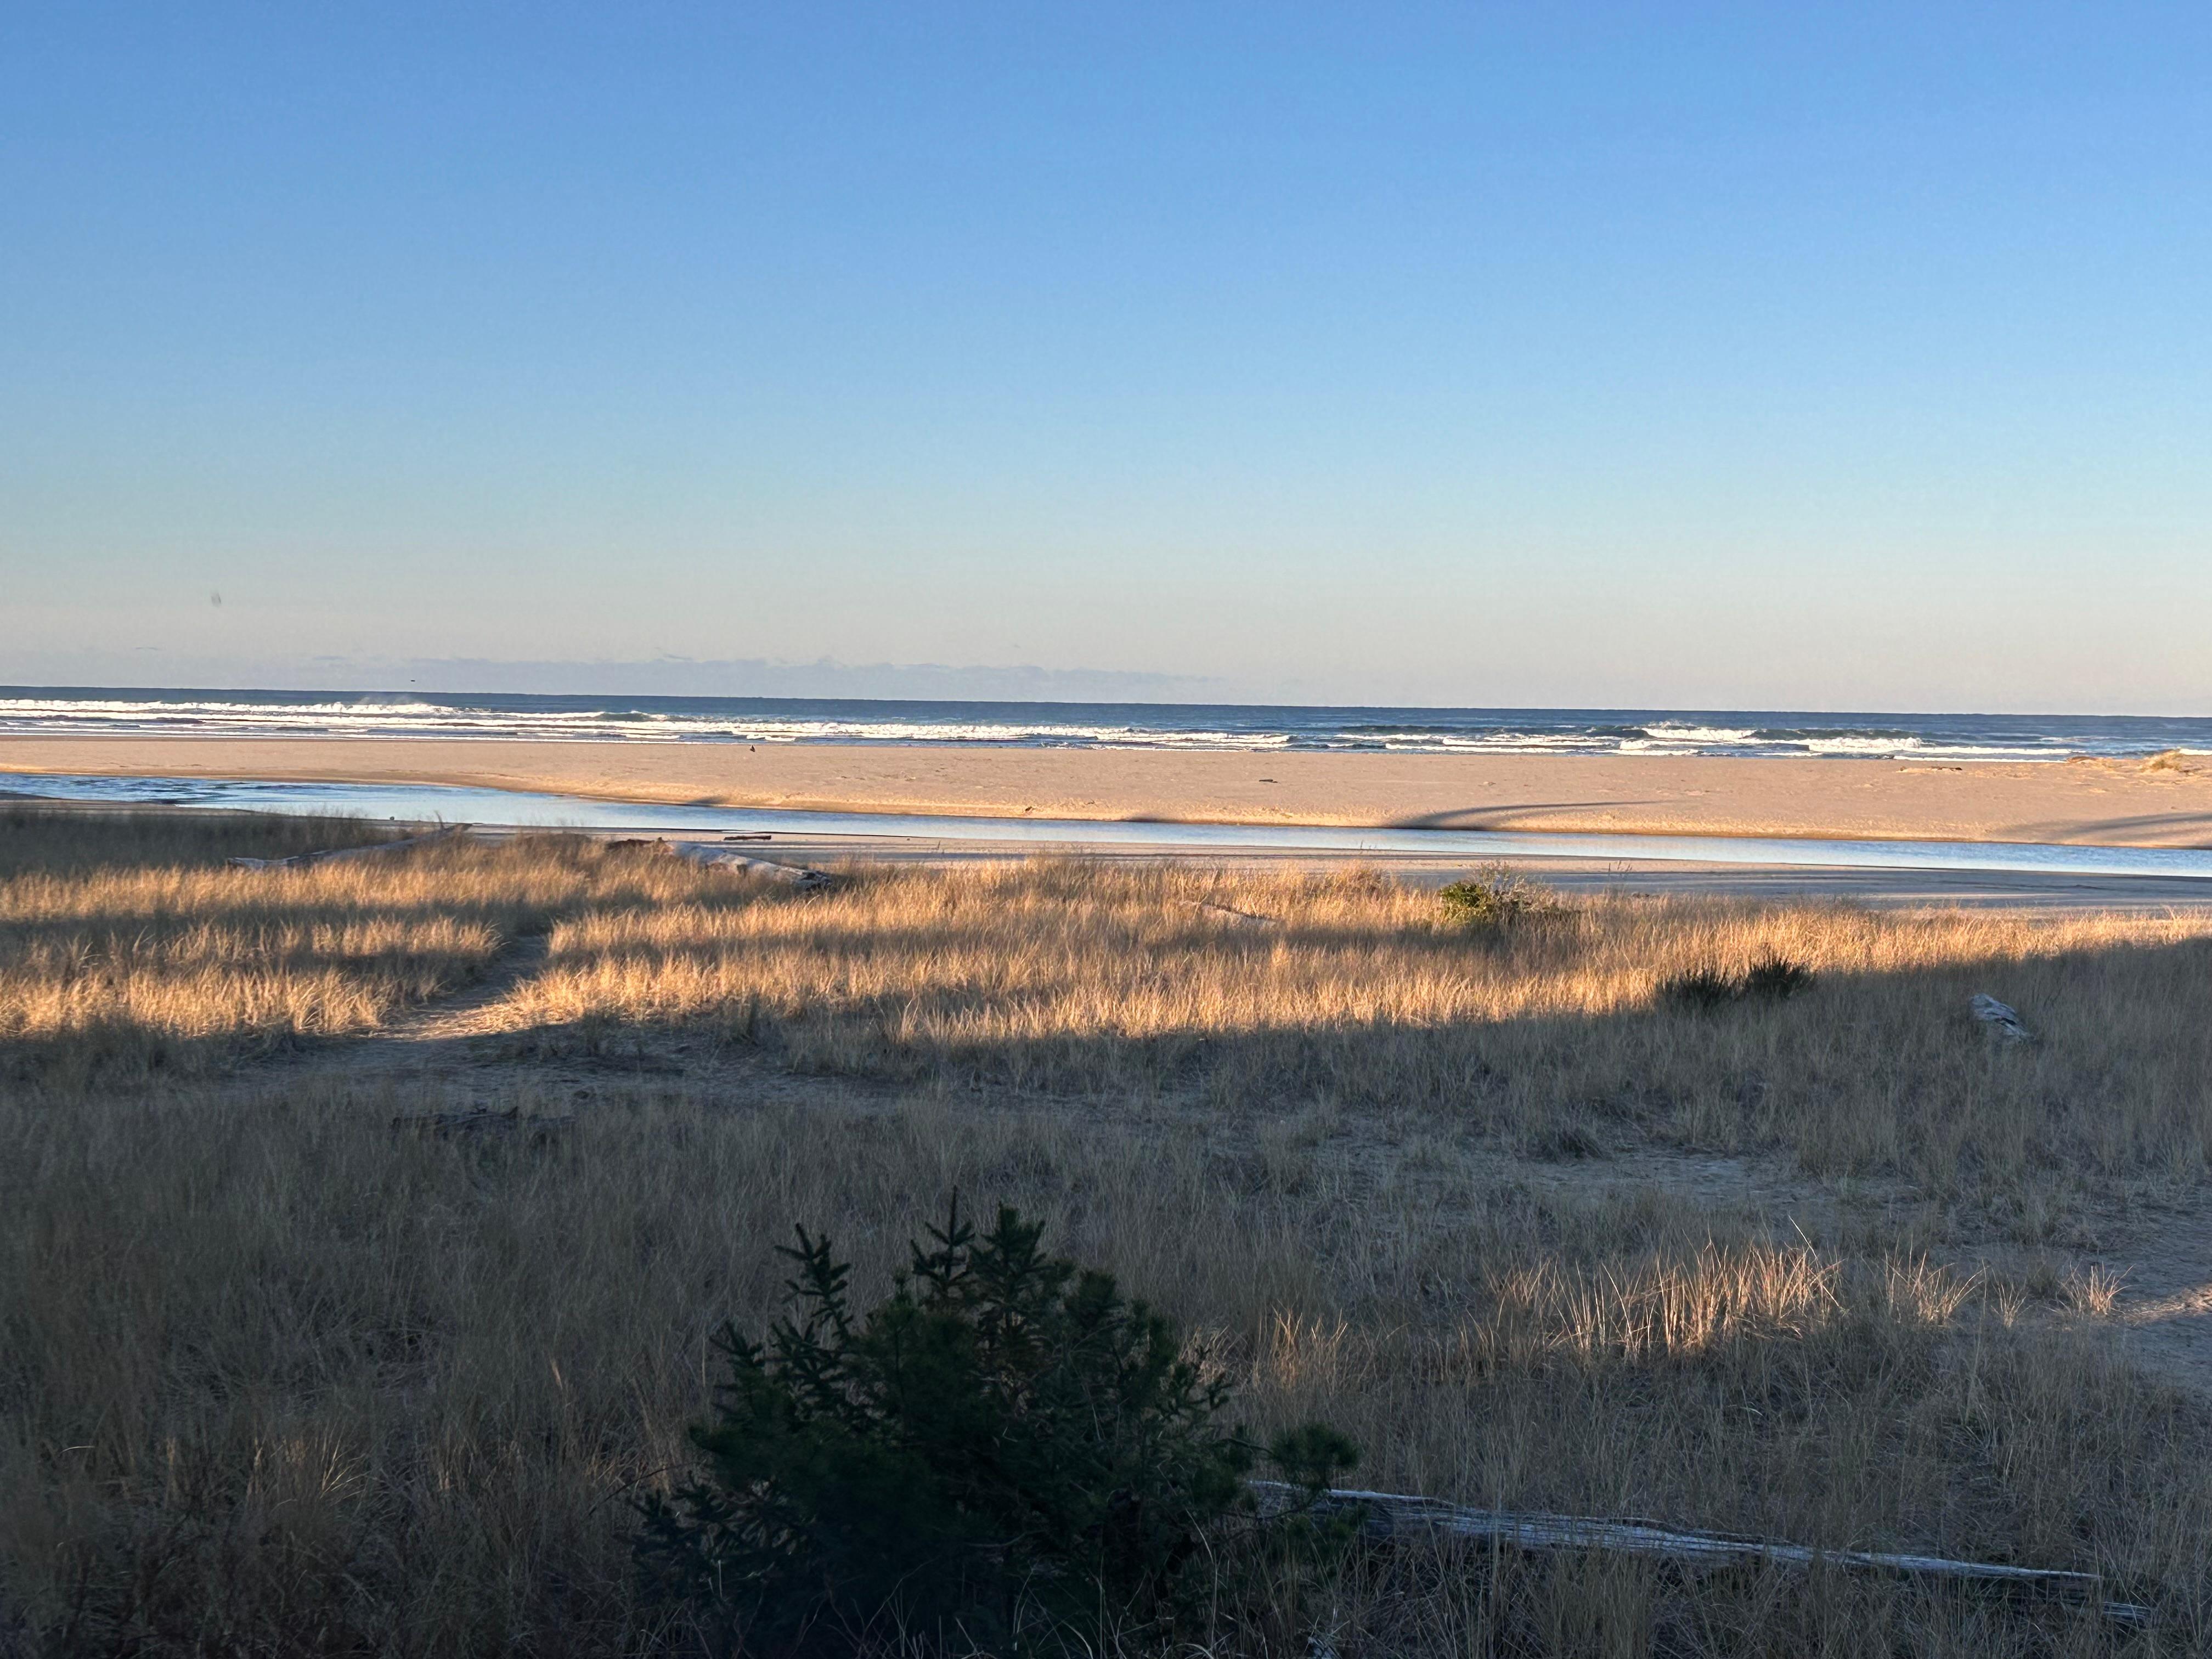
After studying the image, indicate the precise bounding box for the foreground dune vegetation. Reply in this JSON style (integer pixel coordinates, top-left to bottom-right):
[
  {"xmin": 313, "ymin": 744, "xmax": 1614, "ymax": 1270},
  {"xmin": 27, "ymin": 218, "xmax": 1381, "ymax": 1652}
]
[
  {"xmin": 14, "ymin": 806, "xmax": 2210, "ymax": 1219},
  {"xmin": 0, "ymin": 811, "xmax": 699, "ymax": 1087},
  {"xmin": 505, "ymin": 857, "xmax": 2212, "ymax": 1218},
  {"xmin": 3, "ymin": 808, "xmax": 2210, "ymax": 1655}
]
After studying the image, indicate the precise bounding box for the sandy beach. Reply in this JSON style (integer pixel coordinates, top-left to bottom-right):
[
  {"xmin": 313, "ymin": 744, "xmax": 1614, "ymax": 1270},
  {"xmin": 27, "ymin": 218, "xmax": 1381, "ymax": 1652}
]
[{"xmin": 4, "ymin": 735, "xmax": 2210, "ymax": 847}]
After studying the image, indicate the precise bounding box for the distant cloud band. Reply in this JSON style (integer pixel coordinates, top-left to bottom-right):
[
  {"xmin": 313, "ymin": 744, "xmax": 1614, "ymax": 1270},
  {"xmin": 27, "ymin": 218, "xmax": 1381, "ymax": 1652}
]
[{"xmin": 0, "ymin": 650, "xmax": 1216, "ymax": 704}]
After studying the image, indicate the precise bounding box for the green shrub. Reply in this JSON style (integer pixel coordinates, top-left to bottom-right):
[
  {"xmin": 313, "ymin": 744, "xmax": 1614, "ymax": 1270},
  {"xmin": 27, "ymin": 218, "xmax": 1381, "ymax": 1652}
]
[
  {"xmin": 1437, "ymin": 866, "xmax": 1554, "ymax": 929},
  {"xmin": 637, "ymin": 1201, "xmax": 1356, "ymax": 1657}
]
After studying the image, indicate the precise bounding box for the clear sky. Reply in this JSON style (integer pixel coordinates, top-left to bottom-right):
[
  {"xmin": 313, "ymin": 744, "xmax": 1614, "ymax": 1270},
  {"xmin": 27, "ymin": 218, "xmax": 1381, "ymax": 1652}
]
[{"xmin": 4, "ymin": 3, "xmax": 2207, "ymax": 710}]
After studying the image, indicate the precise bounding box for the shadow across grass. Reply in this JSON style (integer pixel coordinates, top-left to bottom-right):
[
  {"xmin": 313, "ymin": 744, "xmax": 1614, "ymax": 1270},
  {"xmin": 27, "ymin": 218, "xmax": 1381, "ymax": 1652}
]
[{"xmin": 487, "ymin": 873, "xmax": 2212, "ymax": 1227}]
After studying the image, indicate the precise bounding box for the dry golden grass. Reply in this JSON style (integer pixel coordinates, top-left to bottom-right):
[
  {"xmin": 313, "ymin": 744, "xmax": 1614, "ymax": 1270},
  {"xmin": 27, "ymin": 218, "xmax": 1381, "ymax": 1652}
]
[
  {"xmin": 501, "ymin": 859, "xmax": 2212, "ymax": 1222},
  {"xmin": 0, "ymin": 804, "xmax": 402, "ymax": 878},
  {"xmin": 0, "ymin": 816, "xmax": 708, "ymax": 1087},
  {"xmin": 5, "ymin": 811, "xmax": 2212, "ymax": 1656}
]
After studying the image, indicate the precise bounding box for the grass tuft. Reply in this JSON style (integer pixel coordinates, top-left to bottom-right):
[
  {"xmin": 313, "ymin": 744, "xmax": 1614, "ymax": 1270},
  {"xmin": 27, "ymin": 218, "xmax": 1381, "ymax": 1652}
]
[
  {"xmin": 1663, "ymin": 953, "xmax": 1817, "ymax": 1011},
  {"xmin": 1743, "ymin": 952, "xmax": 1818, "ymax": 1000}
]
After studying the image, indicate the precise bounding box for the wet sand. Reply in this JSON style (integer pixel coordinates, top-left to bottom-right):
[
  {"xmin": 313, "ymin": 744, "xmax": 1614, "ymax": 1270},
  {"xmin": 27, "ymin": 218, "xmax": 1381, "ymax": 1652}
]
[{"xmin": 3, "ymin": 735, "xmax": 2210, "ymax": 847}]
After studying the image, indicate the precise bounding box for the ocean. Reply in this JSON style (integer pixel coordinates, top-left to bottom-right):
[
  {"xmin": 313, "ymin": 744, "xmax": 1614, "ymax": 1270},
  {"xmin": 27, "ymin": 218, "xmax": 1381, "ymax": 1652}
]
[{"xmin": 3, "ymin": 687, "xmax": 2209, "ymax": 762}]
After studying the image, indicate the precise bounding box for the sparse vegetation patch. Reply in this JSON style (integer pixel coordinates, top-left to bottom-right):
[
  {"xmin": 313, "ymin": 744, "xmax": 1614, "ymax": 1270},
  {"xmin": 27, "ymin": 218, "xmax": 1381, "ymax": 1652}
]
[{"xmin": 1437, "ymin": 866, "xmax": 1557, "ymax": 929}]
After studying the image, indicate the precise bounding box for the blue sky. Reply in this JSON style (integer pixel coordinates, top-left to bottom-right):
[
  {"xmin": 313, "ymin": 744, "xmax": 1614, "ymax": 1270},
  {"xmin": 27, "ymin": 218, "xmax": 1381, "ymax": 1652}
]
[{"xmin": 4, "ymin": 3, "xmax": 2207, "ymax": 709}]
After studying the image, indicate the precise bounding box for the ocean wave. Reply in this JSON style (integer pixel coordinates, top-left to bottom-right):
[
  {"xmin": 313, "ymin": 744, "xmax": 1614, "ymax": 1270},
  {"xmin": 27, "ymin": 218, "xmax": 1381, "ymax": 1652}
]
[{"xmin": 3, "ymin": 693, "xmax": 2208, "ymax": 760}]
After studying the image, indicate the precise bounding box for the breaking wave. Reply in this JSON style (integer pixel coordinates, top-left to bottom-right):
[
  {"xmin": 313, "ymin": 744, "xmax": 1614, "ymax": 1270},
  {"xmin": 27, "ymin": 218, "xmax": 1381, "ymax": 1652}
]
[{"xmin": 2, "ymin": 689, "xmax": 2208, "ymax": 761}]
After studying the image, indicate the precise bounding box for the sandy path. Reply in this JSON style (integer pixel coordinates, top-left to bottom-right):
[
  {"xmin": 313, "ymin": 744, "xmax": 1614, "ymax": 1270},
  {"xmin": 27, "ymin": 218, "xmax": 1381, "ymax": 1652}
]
[
  {"xmin": 269, "ymin": 933, "xmax": 559, "ymax": 1089},
  {"xmin": 2108, "ymin": 1206, "xmax": 2212, "ymax": 1394},
  {"xmin": 5, "ymin": 736, "xmax": 2212, "ymax": 847},
  {"xmin": 373, "ymin": 932, "xmax": 552, "ymax": 1046}
]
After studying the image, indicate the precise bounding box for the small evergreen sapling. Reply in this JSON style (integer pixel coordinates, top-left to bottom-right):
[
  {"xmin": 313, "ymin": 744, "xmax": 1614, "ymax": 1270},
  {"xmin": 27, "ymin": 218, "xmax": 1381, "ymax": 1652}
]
[{"xmin": 636, "ymin": 1201, "xmax": 1355, "ymax": 1656}]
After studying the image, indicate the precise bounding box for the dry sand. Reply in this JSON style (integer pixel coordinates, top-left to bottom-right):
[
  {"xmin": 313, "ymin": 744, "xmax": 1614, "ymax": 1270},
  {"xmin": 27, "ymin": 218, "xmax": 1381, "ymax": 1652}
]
[{"xmin": 4, "ymin": 735, "xmax": 2211, "ymax": 846}]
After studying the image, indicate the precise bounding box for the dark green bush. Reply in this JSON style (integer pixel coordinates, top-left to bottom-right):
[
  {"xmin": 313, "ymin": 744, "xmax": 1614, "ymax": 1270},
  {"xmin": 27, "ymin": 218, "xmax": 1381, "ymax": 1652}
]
[{"xmin": 637, "ymin": 1201, "xmax": 1356, "ymax": 1657}]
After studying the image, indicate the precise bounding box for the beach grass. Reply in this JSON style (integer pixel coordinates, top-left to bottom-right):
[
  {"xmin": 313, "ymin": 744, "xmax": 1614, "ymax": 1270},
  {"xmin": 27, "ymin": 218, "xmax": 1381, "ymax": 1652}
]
[
  {"xmin": 501, "ymin": 855, "xmax": 2212, "ymax": 1219},
  {"xmin": 4, "ymin": 809, "xmax": 2210, "ymax": 1655},
  {"xmin": 0, "ymin": 821, "xmax": 699, "ymax": 1088}
]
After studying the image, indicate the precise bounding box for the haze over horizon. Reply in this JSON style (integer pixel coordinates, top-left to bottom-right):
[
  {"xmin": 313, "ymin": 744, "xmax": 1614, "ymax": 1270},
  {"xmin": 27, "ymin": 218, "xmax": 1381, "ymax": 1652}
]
[{"xmin": 7, "ymin": 4, "xmax": 2209, "ymax": 714}]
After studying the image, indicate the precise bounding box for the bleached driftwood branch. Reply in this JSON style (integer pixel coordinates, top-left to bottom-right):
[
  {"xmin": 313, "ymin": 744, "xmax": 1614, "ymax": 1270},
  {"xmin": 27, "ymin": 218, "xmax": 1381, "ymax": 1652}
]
[
  {"xmin": 1970, "ymin": 994, "xmax": 2034, "ymax": 1043},
  {"xmin": 1249, "ymin": 1483, "xmax": 2148, "ymax": 1625},
  {"xmin": 228, "ymin": 823, "xmax": 473, "ymax": 871},
  {"xmin": 664, "ymin": 842, "xmax": 834, "ymax": 890},
  {"xmin": 1178, "ymin": 899, "xmax": 1279, "ymax": 929}
]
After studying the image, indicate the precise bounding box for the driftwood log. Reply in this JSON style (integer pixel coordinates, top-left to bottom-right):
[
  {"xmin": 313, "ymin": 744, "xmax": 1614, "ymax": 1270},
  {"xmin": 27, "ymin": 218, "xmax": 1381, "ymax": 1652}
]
[
  {"xmin": 664, "ymin": 842, "xmax": 834, "ymax": 890},
  {"xmin": 1249, "ymin": 1483, "xmax": 2149, "ymax": 1625},
  {"xmin": 1178, "ymin": 898, "xmax": 1279, "ymax": 929},
  {"xmin": 228, "ymin": 823, "xmax": 473, "ymax": 871},
  {"xmin": 1970, "ymin": 994, "xmax": 2034, "ymax": 1043}
]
